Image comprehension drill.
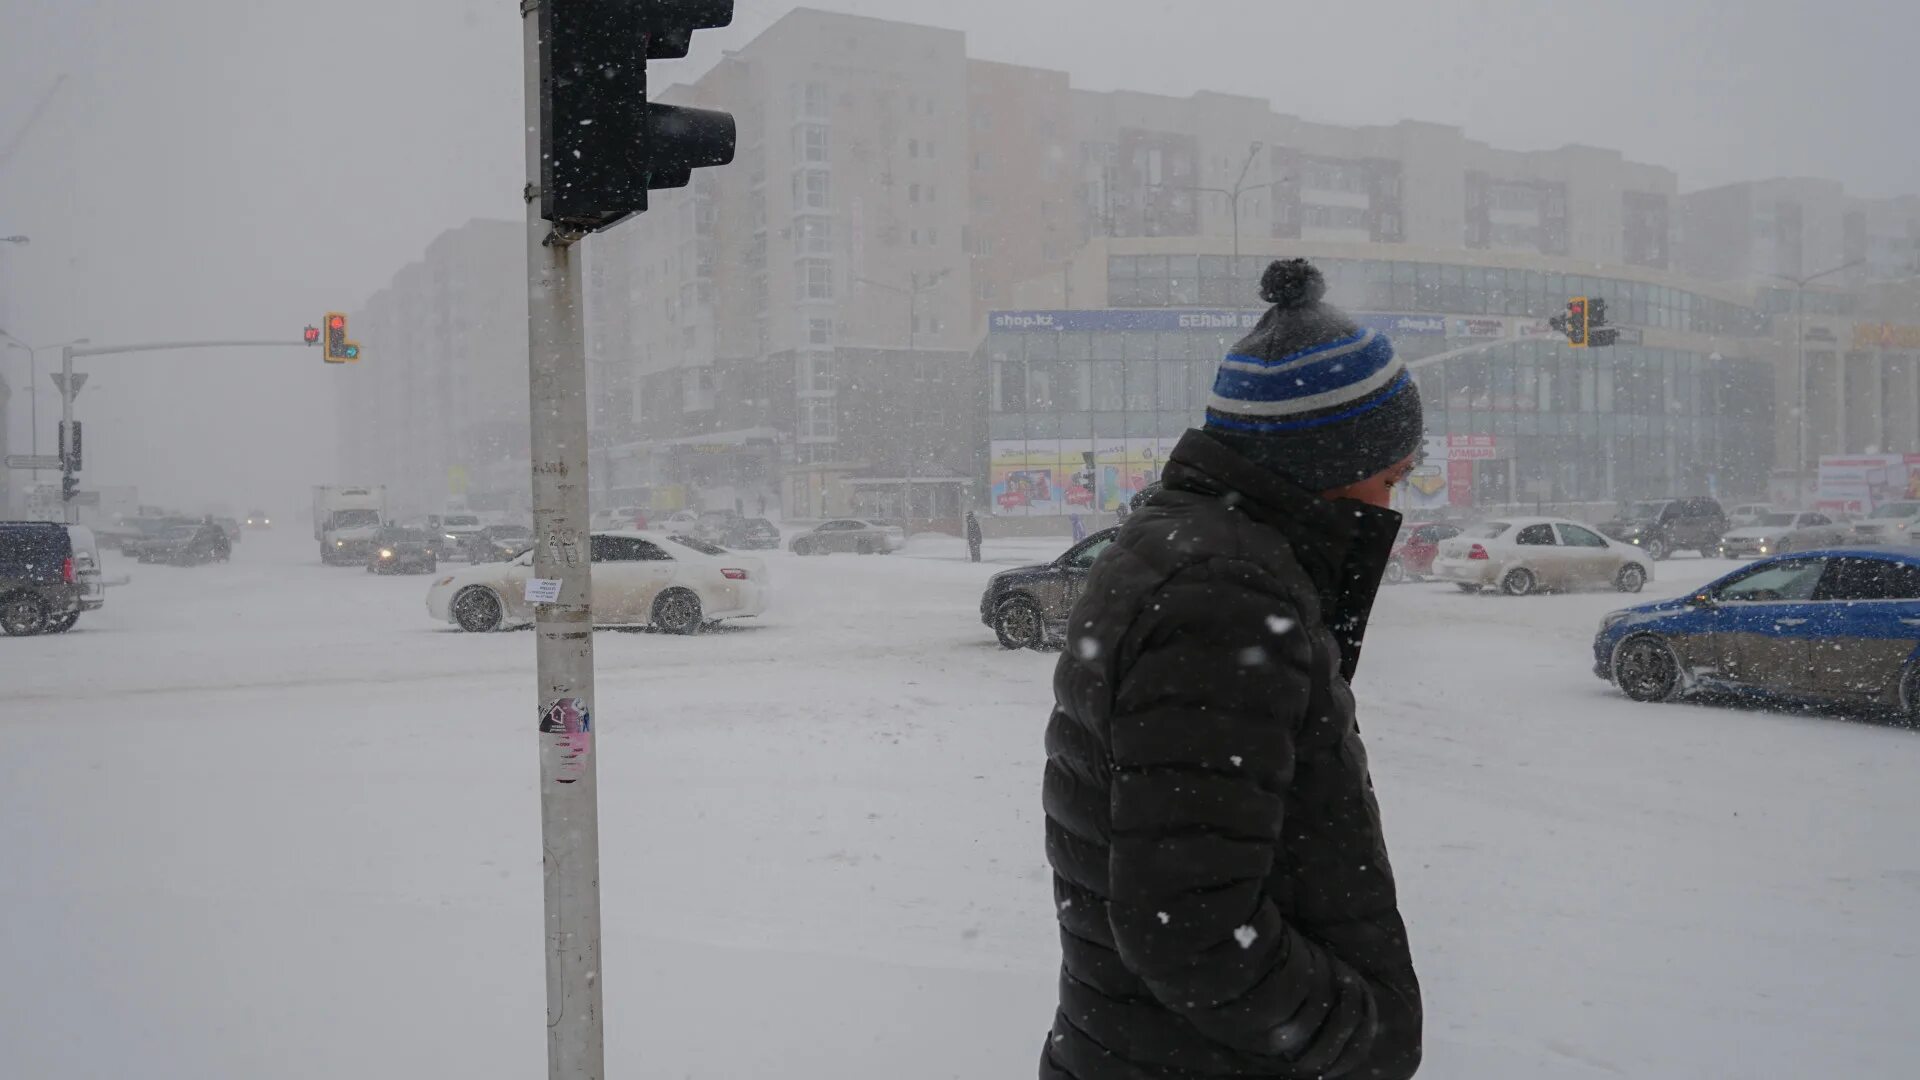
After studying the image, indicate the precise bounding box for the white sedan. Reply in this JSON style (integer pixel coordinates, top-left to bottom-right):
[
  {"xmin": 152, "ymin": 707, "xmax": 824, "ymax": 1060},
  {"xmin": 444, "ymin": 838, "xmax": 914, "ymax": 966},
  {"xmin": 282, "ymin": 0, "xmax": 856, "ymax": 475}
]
[
  {"xmin": 426, "ymin": 530, "xmax": 768, "ymax": 634},
  {"xmin": 1431, "ymin": 517, "xmax": 1653, "ymax": 597}
]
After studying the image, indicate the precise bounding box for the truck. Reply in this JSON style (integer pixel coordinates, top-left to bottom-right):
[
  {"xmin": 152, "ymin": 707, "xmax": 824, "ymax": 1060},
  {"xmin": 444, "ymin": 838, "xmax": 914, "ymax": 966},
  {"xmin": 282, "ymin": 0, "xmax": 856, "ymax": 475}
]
[{"xmin": 312, "ymin": 485, "xmax": 388, "ymax": 565}]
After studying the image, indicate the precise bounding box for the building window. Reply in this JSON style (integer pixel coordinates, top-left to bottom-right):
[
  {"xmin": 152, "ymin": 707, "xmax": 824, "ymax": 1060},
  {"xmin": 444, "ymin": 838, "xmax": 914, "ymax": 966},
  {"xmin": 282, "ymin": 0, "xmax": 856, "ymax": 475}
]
[
  {"xmin": 797, "ymin": 81, "xmax": 829, "ymax": 120},
  {"xmin": 798, "ymin": 258, "xmax": 834, "ymax": 301},
  {"xmin": 910, "ymin": 228, "xmax": 920, "ymax": 246},
  {"xmin": 808, "ymin": 317, "xmax": 833, "ymax": 346},
  {"xmin": 796, "ymin": 216, "xmax": 833, "ymax": 256},
  {"xmin": 793, "ymin": 169, "xmax": 831, "ymax": 211},
  {"xmin": 926, "ymin": 227, "xmax": 939, "ymax": 246},
  {"xmin": 794, "ymin": 124, "xmax": 829, "ymax": 164},
  {"xmin": 974, "ymin": 151, "xmax": 991, "ymax": 174},
  {"xmin": 975, "ymin": 278, "xmax": 996, "ymax": 301},
  {"xmin": 926, "ymin": 184, "xmax": 937, "ymax": 204},
  {"xmin": 909, "ymin": 183, "xmax": 921, "ymax": 204},
  {"xmin": 908, "ymin": 139, "xmax": 919, "ymax": 159},
  {"xmin": 971, "ymin": 105, "xmax": 991, "ymax": 132},
  {"xmin": 925, "ymin": 140, "xmax": 936, "ymax": 160}
]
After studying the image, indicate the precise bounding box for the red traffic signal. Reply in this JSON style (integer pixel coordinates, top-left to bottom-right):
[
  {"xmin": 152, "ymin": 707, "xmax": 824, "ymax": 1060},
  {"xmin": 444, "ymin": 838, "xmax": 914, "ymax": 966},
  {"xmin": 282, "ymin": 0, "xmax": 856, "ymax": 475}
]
[
  {"xmin": 322, "ymin": 311, "xmax": 360, "ymax": 363},
  {"xmin": 329, "ymin": 315, "xmax": 345, "ymax": 329},
  {"xmin": 303, "ymin": 325, "xmax": 321, "ymax": 345}
]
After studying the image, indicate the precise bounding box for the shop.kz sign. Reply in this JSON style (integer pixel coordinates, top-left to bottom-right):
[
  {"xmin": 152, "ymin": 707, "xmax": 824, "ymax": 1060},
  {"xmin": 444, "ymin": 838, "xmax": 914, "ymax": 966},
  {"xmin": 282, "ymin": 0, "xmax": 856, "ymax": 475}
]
[{"xmin": 987, "ymin": 310, "xmax": 1448, "ymax": 335}]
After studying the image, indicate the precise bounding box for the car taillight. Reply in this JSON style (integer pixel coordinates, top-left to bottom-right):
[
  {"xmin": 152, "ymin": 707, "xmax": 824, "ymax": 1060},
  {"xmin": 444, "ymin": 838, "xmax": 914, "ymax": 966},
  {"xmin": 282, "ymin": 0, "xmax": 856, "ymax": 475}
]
[
  {"xmin": 1468, "ymin": 544, "xmax": 1490, "ymax": 560},
  {"xmin": 63, "ymin": 556, "xmax": 74, "ymax": 583},
  {"xmin": 721, "ymin": 568, "xmax": 749, "ymax": 580}
]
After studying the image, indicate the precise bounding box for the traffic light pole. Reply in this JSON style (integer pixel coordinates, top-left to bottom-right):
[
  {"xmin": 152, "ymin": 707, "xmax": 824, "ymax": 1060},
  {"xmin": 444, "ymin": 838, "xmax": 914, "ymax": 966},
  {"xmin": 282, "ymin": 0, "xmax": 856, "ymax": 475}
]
[
  {"xmin": 53, "ymin": 337, "xmax": 315, "ymax": 522},
  {"xmin": 521, "ymin": 4, "xmax": 605, "ymax": 1078}
]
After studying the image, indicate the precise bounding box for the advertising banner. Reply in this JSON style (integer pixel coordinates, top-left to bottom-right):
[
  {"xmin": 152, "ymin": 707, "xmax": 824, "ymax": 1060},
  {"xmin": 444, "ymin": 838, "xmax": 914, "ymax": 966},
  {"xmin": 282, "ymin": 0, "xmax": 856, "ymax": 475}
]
[
  {"xmin": 988, "ymin": 310, "xmax": 1448, "ymax": 335},
  {"xmin": 1815, "ymin": 454, "xmax": 1920, "ymax": 514},
  {"xmin": 992, "ymin": 438, "xmax": 1171, "ymax": 516}
]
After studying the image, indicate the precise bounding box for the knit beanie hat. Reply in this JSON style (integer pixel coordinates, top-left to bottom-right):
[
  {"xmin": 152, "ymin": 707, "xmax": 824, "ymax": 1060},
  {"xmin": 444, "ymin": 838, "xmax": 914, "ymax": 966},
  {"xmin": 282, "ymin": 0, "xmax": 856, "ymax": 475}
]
[{"xmin": 1204, "ymin": 259, "xmax": 1425, "ymax": 492}]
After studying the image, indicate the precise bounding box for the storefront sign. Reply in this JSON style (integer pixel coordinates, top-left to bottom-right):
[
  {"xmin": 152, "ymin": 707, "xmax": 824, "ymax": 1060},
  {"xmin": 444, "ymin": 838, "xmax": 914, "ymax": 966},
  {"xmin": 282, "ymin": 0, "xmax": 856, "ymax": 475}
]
[
  {"xmin": 989, "ymin": 438, "xmax": 1170, "ymax": 516},
  {"xmin": 1853, "ymin": 323, "xmax": 1920, "ymax": 349},
  {"xmin": 1815, "ymin": 453, "xmax": 1920, "ymax": 513},
  {"xmin": 987, "ymin": 309, "xmax": 1448, "ymax": 335},
  {"xmin": 1449, "ymin": 317, "xmax": 1507, "ymax": 339}
]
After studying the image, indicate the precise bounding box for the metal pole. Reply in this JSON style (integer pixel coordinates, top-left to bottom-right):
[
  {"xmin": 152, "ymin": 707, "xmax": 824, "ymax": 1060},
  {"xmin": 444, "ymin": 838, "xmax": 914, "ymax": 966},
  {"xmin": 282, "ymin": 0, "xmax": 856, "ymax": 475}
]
[
  {"xmin": 1796, "ymin": 285, "xmax": 1808, "ymax": 496},
  {"xmin": 29, "ymin": 346, "xmax": 38, "ymax": 480},
  {"xmin": 59, "ymin": 344, "xmax": 73, "ymax": 524},
  {"xmin": 522, "ymin": 3, "xmax": 604, "ymax": 1078}
]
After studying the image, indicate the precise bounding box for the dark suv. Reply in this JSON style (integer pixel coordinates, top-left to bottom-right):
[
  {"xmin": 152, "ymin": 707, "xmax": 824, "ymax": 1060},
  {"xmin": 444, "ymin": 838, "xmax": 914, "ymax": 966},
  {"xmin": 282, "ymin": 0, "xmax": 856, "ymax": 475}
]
[
  {"xmin": 1, "ymin": 522, "xmax": 101, "ymax": 635},
  {"xmin": 980, "ymin": 528, "xmax": 1118, "ymax": 650},
  {"xmin": 1599, "ymin": 497, "xmax": 1728, "ymax": 560}
]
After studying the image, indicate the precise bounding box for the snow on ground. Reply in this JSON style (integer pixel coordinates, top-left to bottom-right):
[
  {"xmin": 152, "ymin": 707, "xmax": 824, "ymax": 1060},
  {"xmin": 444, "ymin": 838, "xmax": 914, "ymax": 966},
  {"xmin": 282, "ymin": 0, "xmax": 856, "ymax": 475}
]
[{"xmin": 3, "ymin": 528, "xmax": 1918, "ymax": 1078}]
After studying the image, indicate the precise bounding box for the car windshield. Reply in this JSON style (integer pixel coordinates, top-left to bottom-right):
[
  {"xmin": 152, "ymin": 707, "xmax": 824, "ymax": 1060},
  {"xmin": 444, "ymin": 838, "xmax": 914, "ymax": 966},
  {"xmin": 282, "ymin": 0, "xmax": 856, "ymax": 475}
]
[
  {"xmin": 1869, "ymin": 502, "xmax": 1920, "ymax": 519},
  {"xmin": 1621, "ymin": 501, "xmax": 1665, "ymax": 519},
  {"xmin": 490, "ymin": 526, "xmax": 532, "ymax": 540},
  {"xmin": 445, "ymin": 515, "xmax": 481, "ymax": 528},
  {"xmin": 1756, "ymin": 513, "xmax": 1798, "ymax": 527},
  {"xmin": 384, "ymin": 529, "xmax": 427, "ymax": 543},
  {"xmin": 165, "ymin": 527, "xmax": 197, "ymax": 539},
  {"xmin": 333, "ymin": 509, "xmax": 380, "ymax": 528},
  {"xmin": 667, "ymin": 535, "xmax": 729, "ymax": 556},
  {"xmin": 1464, "ymin": 521, "xmax": 1511, "ymax": 539}
]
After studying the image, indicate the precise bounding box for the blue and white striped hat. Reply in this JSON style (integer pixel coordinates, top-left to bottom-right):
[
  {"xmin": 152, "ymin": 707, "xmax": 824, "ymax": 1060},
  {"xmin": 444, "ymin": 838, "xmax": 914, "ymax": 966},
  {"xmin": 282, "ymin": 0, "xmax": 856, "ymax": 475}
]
[{"xmin": 1204, "ymin": 260, "xmax": 1425, "ymax": 491}]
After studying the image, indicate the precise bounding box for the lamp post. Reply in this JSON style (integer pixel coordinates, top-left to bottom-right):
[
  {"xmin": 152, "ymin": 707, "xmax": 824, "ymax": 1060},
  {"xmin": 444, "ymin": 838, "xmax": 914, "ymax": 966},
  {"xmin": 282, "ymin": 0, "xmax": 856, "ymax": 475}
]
[
  {"xmin": 1769, "ymin": 259, "xmax": 1863, "ymax": 494},
  {"xmin": 1158, "ymin": 142, "xmax": 1263, "ymax": 303}
]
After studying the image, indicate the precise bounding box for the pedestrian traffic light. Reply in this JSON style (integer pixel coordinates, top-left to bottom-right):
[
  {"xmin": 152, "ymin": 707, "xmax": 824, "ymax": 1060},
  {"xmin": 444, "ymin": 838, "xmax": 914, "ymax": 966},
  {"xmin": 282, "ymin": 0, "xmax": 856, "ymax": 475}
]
[
  {"xmin": 322, "ymin": 312, "xmax": 360, "ymax": 363},
  {"xmin": 62, "ymin": 475, "xmax": 79, "ymax": 502},
  {"xmin": 539, "ymin": 0, "xmax": 738, "ymax": 232},
  {"xmin": 59, "ymin": 420, "xmax": 81, "ymax": 472},
  {"xmin": 1548, "ymin": 297, "xmax": 1589, "ymax": 348},
  {"xmin": 304, "ymin": 324, "xmax": 321, "ymax": 346},
  {"xmin": 1588, "ymin": 297, "xmax": 1618, "ymax": 347}
]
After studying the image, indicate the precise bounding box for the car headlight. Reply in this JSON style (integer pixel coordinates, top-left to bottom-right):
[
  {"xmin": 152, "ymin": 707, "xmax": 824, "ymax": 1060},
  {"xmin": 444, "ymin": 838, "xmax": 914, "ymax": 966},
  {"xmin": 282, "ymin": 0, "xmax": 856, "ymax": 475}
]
[
  {"xmin": 335, "ymin": 540, "xmax": 344, "ymax": 547},
  {"xmin": 379, "ymin": 549, "xmax": 394, "ymax": 558},
  {"xmin": 1601, "ymin": 611, "xmax": 1631, "ymax": 631},
  {"xmin": 445, "ymin": 533, "xmax": 459, "ymax": 541}
]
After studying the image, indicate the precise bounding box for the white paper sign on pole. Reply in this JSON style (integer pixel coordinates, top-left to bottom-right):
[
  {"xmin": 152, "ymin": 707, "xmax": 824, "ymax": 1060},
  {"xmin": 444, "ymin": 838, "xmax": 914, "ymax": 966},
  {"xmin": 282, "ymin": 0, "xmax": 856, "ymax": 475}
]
[{"xmin": 525, "ymin": 578, "xmax": 563, "ymax": 605}]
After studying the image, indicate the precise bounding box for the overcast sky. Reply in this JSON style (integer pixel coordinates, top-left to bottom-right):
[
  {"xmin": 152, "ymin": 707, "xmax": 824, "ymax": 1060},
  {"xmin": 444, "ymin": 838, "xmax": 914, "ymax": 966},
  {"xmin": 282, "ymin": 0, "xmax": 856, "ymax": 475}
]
[{"xmin": 1, "ymin": 0, "xmax": 1911, "ymax": 510}]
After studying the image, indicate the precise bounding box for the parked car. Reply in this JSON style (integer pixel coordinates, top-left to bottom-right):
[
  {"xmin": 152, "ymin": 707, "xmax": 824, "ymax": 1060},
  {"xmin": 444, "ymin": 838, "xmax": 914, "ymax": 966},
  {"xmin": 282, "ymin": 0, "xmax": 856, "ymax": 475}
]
[
  {"xmin": 1725, "ymin": 503, "xmax": 1775, "ymax": 530},
  {"xmin": 244, "ymin": 509, "xmax": 273, "ymax": 529},
  {"xmin": 788, "ymin": 519, "xmax": 906, "ymax": 556},
  {"xmin": 1715, "ymin": 511, "xmax": 1850, "ymax": 559},
  {"xmin": 438, "ymin": 513, "xmax": 485, "ymax": 558},
  {"xmin": 0, "ymin": 522, "xmax": 103, "ymax": 635},
  {"xmin": 1596, "ymin": 547, "xmax": 1920, "ymax": 717},
  {"xmin": 1848, "ymin": 500, "xmax": 1920, "ymax": 545},
  {"xmin": 1385, "ymin": 521, "xmax": 1463, "ymax": 584},
  {"xmin": 1432, "ymin": 517, "xmax": 1652, "ymax": 596},
  {"xmin": 658, "ymin": 510, "xmax": 701, "ymax": 536},
  {"xmin": 693, "ymin": 509, "xmax": 742, "ymax": 543},
  {"xmin": 726, "ymin": 517, "xmax": 781, "ymax": 550},
  {"xmin": 981, "ymin": 528, "xmax": 1118, "ymax": 649},
  {"xmin": 1597, "ymin": 497, "xmax": 1728, "ymax": 560},
  {"xmin": 216, "ymin": 517, "xmax": 243, "ymax": 544},
  {"xmin": 427, "ymin": 531, "xmax": 767, "ymax": 634},
  {"xmin": 464, "ymin": 523, "xmax": 533, "ymax": 563},
  {"xmin": 148, "ymin": 520, "xmax": 232, "ymax": 566},
  {"xmin": 367, "ymin": 525, "xmax": 439, "ymax": 575}
]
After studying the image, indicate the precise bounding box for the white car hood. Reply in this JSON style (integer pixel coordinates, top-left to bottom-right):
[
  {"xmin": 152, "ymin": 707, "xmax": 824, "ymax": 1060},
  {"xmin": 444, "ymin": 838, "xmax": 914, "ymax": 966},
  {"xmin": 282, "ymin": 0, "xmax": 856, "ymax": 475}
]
[{"xmin": 1723, "ymin": 526, "xmax": 1785, "ymax": 541}]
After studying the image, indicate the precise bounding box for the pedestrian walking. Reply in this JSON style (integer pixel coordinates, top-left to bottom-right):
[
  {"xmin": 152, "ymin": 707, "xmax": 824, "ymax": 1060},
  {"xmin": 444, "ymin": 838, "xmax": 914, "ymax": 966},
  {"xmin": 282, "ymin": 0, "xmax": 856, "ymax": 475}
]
[
  {"xmin": 1039, "ymin": 259, "xmax": 1424, "ymax": 1080},
  {"xmin": 964, "ymin": 510, "xmax": 983, "ymax": 563},
  {"xmin": 1069, "ymin": 513, "xmax": 1086, "ymax": 542}
]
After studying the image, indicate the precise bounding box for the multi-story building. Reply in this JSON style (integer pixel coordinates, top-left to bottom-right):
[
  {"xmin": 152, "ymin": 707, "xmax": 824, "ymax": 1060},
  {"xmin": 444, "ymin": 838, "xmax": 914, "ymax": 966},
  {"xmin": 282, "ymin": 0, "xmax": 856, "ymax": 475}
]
[
  {"xmin": 336, "ymin": 218, "xmax": 527, "ymax": 519},
  {"xmin": 1680, "ymin": 179, "xmax": 1920, "ymax": 287}
]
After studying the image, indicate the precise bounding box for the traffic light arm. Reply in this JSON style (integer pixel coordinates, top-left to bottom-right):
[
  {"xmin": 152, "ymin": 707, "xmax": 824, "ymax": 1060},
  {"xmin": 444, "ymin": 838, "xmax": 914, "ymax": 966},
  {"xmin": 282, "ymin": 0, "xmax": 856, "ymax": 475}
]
[{"xmin": 66, "ymin": 338, "xmax": 323, "ymax": 359}]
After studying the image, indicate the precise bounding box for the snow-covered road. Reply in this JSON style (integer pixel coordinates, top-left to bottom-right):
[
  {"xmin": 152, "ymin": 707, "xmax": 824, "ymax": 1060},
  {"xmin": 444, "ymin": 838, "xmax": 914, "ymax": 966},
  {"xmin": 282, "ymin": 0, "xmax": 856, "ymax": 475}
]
[{"xmin": 3, "ymin": 528, "xmax": 1917, "ymax": 1078}]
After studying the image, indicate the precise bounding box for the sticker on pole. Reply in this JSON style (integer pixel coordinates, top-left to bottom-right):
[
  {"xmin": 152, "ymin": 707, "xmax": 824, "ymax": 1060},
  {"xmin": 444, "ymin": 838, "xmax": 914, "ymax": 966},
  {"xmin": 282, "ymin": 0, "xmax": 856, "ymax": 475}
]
[
  {"xmin": 525, "ymin": 577, "xmax": 562, "ymax": 604},
  {"xmin": 539, "ymin": 697, "xmax": 593, "ymax": 785}
]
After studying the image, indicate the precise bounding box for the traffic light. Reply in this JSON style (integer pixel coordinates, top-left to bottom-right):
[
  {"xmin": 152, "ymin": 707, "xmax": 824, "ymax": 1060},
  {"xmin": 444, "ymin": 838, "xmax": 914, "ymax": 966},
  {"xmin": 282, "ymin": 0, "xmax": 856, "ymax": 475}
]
[
  {"xmin": 539, "ymin": 0, "xmax": 739, "ymax": 232},
  {"xmin": 1548, "ymin": 297, "xmax": 1590, "ymax": 348},
  {"xmin": 1588, "ymin": 297, "xmax": 1618, "ymax": 347},
  {"xmin": 62, "ymin": 475, "xmax": 79, "ymax": 502},
  {"xmin": 304, "ymin": 324, "xmax": 321, "ymax": 346},
  {"xmin": 323, "ymin": 312, "xmax": 360, "ymax": 363},
  {"xmin": 60, "ymin": 421, "xmax": 81, "ymax": 472}
]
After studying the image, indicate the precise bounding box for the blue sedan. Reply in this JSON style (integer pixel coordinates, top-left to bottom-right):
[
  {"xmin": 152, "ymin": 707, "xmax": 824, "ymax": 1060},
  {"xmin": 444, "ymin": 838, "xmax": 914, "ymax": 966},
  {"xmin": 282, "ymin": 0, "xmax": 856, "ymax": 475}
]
[{"xmin": 1594, "ymin": 548, "xmax": 1920, "ymax": 716}]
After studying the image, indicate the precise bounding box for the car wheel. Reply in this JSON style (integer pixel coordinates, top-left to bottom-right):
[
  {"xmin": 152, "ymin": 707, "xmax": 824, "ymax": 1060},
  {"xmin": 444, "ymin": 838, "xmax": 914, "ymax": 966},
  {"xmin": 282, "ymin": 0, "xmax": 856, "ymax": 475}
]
[
  {"xmin": 1, "ymin": 592, "xmax": 50, "ymax": 636},
  {"xmin": 1615, "ymin": 563, "xmax": 1648, "ymax": 593},
  {"xmin": 46, "ymin": 611, "xmax": 79, "ymax": 633},
  {"xmin": 1613, "ymin": 634, "xmax": 1682, "ymax": 702},
  {"xmin": 452, "ymin": 586, "xmax": 503, "ymax": 633},
  {"xmin": 1643, "ymin": 536, "xmax": 1671, "ymax": 561},
  {"xmin": 993, "ymin": 597, "xmax": 1044, "ymax": 650},
  {"xmin": 792, "ymin": 539, "xmax": 815, "ymax": 556},
  {"xmin": 652, "ymin": 588, "xmax": 704, "ymax": 635},
  {"xmin": 1897, "ymin": 664, "xmax": 1920, "ymax": 728},
  {"xmin": 1501, "ymin": 568, "xmax": 1536, "ymax": 596},
  {"xmin": 1384, "ymin": 558, "xmax": 1407, "ymax": 585},
  {"xmin": 857, "ymin": 538, "xmax": 876, "ymax": 555}
]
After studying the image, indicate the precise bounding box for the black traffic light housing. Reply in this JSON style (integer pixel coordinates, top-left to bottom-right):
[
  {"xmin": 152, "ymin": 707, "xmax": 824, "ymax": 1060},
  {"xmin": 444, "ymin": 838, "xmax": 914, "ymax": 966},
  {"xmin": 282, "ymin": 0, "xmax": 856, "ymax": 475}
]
[
  {"xmin": 62, "ymin": 475, "xmax": 79, "ymax": 502},
  {"xmin": 1587, "ymin": 297, "xmax": 1618, "ymax": 347},
  {"xmin": 60, "ymin": 421, "xmax": 81, "ymax": 472},
  {"xmin": 539, "ymin": 0, "xmax": 738, "ymax": 233}
]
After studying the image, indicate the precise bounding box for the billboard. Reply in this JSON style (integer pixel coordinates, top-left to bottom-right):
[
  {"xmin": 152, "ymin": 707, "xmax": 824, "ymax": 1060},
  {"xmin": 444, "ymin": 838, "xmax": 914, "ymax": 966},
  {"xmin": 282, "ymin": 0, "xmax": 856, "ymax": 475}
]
[
  {"xmin": 990, "ymin": 438, "xmax": 1171, "ymax": 516},
  {"xmin": 987, "ymin": 310, "xmax": 1449, "ymax": 335},
  {"xmin": 1815, "ymin": 454, "xmax": 1920, "ymax": 514}
]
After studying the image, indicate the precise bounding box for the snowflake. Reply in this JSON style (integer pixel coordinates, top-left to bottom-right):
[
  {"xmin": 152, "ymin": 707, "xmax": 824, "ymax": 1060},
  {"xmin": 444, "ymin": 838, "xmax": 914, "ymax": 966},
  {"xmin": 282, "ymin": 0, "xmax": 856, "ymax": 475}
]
[
  {"xmin": 1266, "ymin": 615, "xmax": 1295, "ymax": 635},
  {"xmin": 1233, "ymin": 925, "xmax": 1259, "ymax": 949}
]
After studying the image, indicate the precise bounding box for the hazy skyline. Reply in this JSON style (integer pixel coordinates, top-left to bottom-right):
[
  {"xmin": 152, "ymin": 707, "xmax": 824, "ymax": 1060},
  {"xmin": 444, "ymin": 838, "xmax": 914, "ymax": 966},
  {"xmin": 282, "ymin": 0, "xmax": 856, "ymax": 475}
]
[{"xmin": 1, "ymin": 0, "xmax": 1913, "ymax": 509}]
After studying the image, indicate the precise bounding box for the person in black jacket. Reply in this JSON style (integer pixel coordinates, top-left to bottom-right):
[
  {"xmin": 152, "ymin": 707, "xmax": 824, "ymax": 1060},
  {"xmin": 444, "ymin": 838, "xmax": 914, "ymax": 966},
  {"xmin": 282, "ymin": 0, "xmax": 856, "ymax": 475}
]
[
  {"xmin": 966, "ymin": 510, "xmax": 985, "ymax": 563},
  {"xmin": 1041, "ymin": 260, "xmax": 1424, "ymax": 1080}
]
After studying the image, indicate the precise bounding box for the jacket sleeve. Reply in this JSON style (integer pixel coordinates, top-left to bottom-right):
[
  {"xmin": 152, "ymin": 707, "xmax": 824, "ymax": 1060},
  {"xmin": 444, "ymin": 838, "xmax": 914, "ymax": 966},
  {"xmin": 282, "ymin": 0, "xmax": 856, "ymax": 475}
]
[{"xmin": 1104, "ymin": 563, "xmax": 1380, "ymax": 1077}]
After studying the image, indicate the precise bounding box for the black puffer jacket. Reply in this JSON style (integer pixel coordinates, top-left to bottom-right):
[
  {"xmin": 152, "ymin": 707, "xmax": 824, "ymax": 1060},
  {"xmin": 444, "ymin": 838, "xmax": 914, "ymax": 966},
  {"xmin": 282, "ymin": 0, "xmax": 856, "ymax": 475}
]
[{"xmin": 1040, "ymin": 430, "xmax": 1421, "ymax": 1080}]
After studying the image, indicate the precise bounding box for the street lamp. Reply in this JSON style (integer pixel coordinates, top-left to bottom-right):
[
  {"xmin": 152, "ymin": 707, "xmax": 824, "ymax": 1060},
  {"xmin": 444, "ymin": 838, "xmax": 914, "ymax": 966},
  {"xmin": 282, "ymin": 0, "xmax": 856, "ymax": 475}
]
[
  {"xmin": 1769, "ymin": 259, "xmax": 1863, "ymax": 490},
  {"xmin": 0, "ymin": 235, "xmax": 29, "ymax": 245},
  {"xmin": 1156, "ymin": 142, "xmax": 1263, "ymax": 304}
]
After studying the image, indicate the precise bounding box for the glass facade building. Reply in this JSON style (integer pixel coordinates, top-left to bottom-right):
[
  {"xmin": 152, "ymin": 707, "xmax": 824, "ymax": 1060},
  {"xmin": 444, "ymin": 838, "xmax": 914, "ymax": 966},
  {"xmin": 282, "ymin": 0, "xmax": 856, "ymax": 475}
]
[{"xmin": 984, "ymin": 256, "xmax": 1777, "ymax": 510}]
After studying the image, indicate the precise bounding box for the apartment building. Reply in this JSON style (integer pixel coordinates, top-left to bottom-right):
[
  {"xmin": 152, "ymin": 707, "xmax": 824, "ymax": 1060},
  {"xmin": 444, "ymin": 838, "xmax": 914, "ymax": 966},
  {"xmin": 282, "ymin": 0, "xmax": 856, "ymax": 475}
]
[{"xmin": 1680, "ymin": 178, "xmax": 1920, "ymax": 286}]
